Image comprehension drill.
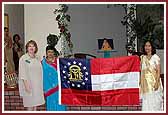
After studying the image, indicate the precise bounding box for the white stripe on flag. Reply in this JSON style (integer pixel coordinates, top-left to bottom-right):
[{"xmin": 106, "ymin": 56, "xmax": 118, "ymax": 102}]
[
  {"xmin": 91, "ymin": 72, "xmax": 139, "ymax": 91},
  {"xmin": 57, "ymin": 58, "xmax": 61, "ymax": 105}
]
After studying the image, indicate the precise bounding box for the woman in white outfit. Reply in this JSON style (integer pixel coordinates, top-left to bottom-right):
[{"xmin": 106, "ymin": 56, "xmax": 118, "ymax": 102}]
[
  {"xmin": 140, "ymin": 40, "xmax": 163, "ymax": 111},
  {"xmin": 19, "ymin": 40, "xmax": 45, "ymax": 111}
]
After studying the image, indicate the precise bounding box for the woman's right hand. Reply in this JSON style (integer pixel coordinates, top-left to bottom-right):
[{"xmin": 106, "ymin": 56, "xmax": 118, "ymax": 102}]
[
  {"xmin": 23, "ymin": 80, "xmax": 31, "ymax": 94},
  {"xmin": 25, "ymin": 85, "xmax": 31, "ymax": 94}
]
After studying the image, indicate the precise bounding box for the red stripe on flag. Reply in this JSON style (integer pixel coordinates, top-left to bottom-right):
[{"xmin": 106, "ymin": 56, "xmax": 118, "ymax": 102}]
[
  {"xmin": 61, "ymin": 88, "xmax": 139, "ymax": 106},
  {"xmin": 91, "ymin": 55, "xmax": 140, "ymax": 75}
]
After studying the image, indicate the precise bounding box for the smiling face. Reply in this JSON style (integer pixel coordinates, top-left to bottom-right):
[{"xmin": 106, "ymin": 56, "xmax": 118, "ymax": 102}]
[
  {"xmin": 101, "ymin": 39, "xmax": 112, "ymax": 51},
  {"xmin": 26, "ymin": 40, "xmax": 38, "ymax": 54},
  {"xmin": 46, "ymin": 50, "xmax": 55, "ymax": 58},
  {"xmin": 27, "ymin": 43, "xmax": 36, "ymax": 54},
  {"xmin": 144, "ymin": 41, "xmax": 152, "ymax": 54}
]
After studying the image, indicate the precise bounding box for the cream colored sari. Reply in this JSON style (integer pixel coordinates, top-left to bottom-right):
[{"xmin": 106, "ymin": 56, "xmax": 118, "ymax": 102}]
[{"xmin": 140, "ymin": 54, "xmax": 163, "ymax": 111}]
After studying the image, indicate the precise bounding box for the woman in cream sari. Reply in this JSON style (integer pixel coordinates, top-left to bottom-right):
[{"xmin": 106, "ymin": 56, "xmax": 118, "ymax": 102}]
[{"xmin": 140, "ymin": 40, "xmax": 163, "ymax": 111}]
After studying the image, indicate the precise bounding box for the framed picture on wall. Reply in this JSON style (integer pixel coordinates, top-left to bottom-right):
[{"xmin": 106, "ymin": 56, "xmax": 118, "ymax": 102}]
[
  {"xmin": 4, "ymin": 13, "xmax": 9, "ymax": 29},
  {"xmin": 98, "ymin": 38, "xmax": 114, "ymax": 51}
]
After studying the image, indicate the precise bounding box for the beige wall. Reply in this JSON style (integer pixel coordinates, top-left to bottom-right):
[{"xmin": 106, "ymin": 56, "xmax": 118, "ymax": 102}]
[
  {"xmin": 24, "ymin": 4, "xmax": 60, "ymax": 59},
  {"xmin": 156, "ymin": 49, "xmax": 164, "ymax": 74},
  {"xmin": 68, "ymin": 4, "xmax": 127, "ymax": 58},
  {"xmin": 23, "ymin": 4, "xmax": 164, "ymax": 74}
]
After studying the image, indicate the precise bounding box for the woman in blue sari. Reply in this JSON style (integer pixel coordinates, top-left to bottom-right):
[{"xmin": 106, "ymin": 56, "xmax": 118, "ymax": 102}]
[{"xmin": 42, "ymin": 46, "xmax": 66, "ymax": 111}]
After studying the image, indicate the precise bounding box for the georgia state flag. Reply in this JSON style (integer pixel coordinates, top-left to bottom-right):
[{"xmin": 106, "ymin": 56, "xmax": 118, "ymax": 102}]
[{"xmin": 57, "ymin": 56, "xmax": 140, "ymax": 106}]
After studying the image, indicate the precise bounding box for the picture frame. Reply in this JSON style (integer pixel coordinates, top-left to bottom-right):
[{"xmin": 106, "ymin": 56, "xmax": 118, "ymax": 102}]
[{"xmin": 97, "ymin": 38, "xmax": 114, "ymax": 51}]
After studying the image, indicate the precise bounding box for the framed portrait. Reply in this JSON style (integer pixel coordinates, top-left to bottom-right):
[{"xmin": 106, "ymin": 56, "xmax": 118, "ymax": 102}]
[
  {"xmin": 98, "ymin": 38, "xmax": 114, "ymax": 51},
  {"xmin": 4, "ymin": 13, "xmax": 9, "ymax": 29}
]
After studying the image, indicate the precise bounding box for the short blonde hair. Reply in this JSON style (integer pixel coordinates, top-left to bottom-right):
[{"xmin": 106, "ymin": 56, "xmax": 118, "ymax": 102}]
[{"xmin": 26, "ymin": 40, "xmax": 38, "ymax": 54}]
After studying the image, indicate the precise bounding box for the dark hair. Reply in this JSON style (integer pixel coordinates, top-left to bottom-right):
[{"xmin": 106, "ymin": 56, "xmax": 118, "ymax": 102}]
[
  {"xmin": 13, "ymin": 34, "xmax": 20, "ymax": 42},
  {"xmin": 142, "ymin": 40, "xmax": 156, "ymax": 55},
  {"xmin": 4, "ymin": 27, "xmax": 9, "ymax": 32},
  {"xmin": 46, "ymin": 45, "xmax": 59, "ymax": 57},
  {"xmin": 26, "ymin": 40, "xmax": 38, "ymax": 53},
  {"xmin": 100, "ymin": 38, "xmax": 114, "ymax": 49}
]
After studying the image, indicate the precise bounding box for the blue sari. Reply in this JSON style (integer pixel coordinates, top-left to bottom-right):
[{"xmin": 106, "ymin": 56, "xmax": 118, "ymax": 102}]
[{"xmin": 42, "ymin": 57, "xmax": 66, "ymax": 111}]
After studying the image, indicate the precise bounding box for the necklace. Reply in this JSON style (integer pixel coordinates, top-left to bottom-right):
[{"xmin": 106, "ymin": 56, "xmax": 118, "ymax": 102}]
[
  {"xmin": 47, "ymin": 57, "xmax": 55, "ymax": 63},
  {"xmin": 146, "ymin": 55, "xmax": 152, "ymax": 60}
]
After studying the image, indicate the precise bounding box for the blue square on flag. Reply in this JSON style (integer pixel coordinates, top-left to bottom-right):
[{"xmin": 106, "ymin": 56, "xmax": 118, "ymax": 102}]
[{"xmin": 59, "ymin": 58, "xmax": 92, "ymax": 90}]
